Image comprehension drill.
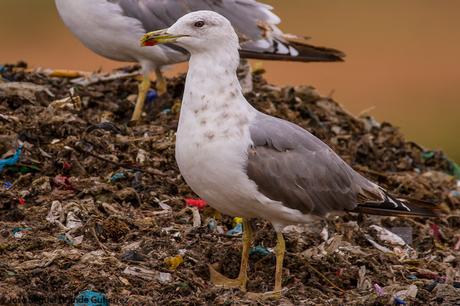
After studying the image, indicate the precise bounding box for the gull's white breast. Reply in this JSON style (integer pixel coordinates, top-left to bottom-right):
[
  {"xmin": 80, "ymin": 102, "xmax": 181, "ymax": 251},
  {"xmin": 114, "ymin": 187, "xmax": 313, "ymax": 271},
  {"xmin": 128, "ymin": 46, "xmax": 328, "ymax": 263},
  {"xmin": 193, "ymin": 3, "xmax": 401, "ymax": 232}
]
[{"xmin": 175, "ymin": 90, "xmax": 263, "ymax": 218}]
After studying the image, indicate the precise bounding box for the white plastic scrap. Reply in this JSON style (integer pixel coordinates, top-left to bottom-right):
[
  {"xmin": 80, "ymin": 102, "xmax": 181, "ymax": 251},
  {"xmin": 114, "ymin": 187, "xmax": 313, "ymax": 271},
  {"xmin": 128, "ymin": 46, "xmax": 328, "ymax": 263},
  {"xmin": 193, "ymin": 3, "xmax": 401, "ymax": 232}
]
[
  {"xmin": 123, "ymin": 266, "xmax": 172, "ymax": 284},
  {"xmin": 364, "ymin": 235, "xmax": 392, "ymax": 253},
  {"xmin": 395, "ymin": 284, "xmax": 418, "ymax": 299},
  {"xmin": 366, "ymin": 225, "xmax": 416, "ymax": 259},
  {"xmin": 66, "ymin": 211, "xmax": 83, "ymax": 229},
  {"xmin": 46, "ymin": 201, "xmax": 65, "ymax": 225},
  {"xmin": 370, "ymin": 225, "xmax": 406, "ymax": 246},
  {"xmin": 136, "ymin": 149, "xmax": 147, "ymax": 164}
]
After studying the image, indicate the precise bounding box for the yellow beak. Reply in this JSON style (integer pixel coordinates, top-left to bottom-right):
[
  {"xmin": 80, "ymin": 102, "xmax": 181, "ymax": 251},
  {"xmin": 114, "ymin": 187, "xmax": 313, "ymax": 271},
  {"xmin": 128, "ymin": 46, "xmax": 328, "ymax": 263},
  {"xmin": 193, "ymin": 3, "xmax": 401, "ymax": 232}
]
[{"xmin": 140, "ymin": 29, "xmax": 188, "ymax": 47}]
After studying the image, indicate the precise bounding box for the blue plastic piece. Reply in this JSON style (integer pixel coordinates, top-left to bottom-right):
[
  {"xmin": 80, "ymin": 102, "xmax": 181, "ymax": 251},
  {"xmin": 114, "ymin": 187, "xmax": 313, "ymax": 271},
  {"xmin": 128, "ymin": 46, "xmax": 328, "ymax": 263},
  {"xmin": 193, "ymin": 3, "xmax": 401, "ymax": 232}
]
[
  {"xmin": 226, "ymin": 223, "xmax": 243, "ymax": 236},
  {"xmin": 3, "ymin": 181, "xmax": 13, "ymax": 190},
  {"xmin": 394, "ymin": 296, "xmax": 406, "ymax": 305},
  {"xmin": 74, "ymin": 290, "xmax": 109, "ymax": 306},
  {"xmin": 58, "ymin": 234, "xmax": 74, "ymax": 245},
  {"xmin": 110, "ymin": 172, "xmax": 126, "ymax": 182},
  {"xmin": 207, "ymin": 218, "xmax": 217, "ymax": 231},
  {"xmin": 0, "ymin": 145, "xmax": 23, "ymax": 172},
  {"xmin": 146, "ymin": 89, "xmax": 158, "ymax": 104},
  {"xmin": 249, "ymin": 246, "xmax": 271, "ymax": 257}
]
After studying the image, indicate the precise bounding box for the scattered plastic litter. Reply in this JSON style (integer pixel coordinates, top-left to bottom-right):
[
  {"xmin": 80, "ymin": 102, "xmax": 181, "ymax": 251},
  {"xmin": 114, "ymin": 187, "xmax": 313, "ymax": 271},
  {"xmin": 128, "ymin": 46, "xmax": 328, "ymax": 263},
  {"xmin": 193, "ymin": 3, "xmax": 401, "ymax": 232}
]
[
  {"xmin": 53, "ymin": 175, "xmax": 73, "ymax": 190},
  {"xmin": 226, "ymin": 222, "xmax": 243, "ymax": 236},
  {"xmin": 390, "ymin": 227, "xmax": 413, "ymax": 245},
  {"xmin": 136, "ymin": 149, "xmax": 147, "ymax": 164},
  {"xmin": 370, "ymin": 225, "xmax": 406, "ymax": 246},
  {"xmin": 394, "ymin": 296, "xmax": 406, "ymax": 305},
  {"xmin": 58, "ymin": 233, "xmax": 83, "ymax": 246},
  {"xmin": 185, "ymin": 198, "xmax": 207, "ymax": 209},
  {"xmin": 66, "ymin": 212, "xmax": 83, "ymax": 229},
  {"xmin": 157, "ymin": 272, "xmax": 173, "ymax": 284},
  {"xmin": 0, "ymin": 144, "xmax": 23, "ymax": 172},
  {"xmin": 18, "ymin": 197, "xmax": 26, "ymax": 206},
  {"xmin": 110, "ymin": 171, "xmax": 126, "ymax": 182},
  {"xmin": 425, "ymin": 281, "xmax": 438, "ymax": 292},
  {"xmin": 249, "ymin": 246, "xmax": 271, "ymax": 257},
  {"xmin": 74, "ymin": 290, "xmax": 109, "ymax": 306},
  {"xmin": 454, "ymin": 236, "xmax": 460, "ymax": 251},
  {"xmin": 121, "ymin": 250, "xmax": 146, "ymax": 262},
  {"xmin": 123, "ymin": 266, "xmax": 172, "ymax": 284},
  {"xmin": 164, "ymin": 255, "xmax": 184, "ymax": 270},
  {"xmin": 63, "ymin": 161, "xmax": 72, "ymax": 170},
  {"xmin": 373, "ymin": 283, "xmax": 385, "ymax": 296},
  {"xmin": 2, "ymin": 181, "xmax": 13, "ymax": 190},
  {"xmin": 429, "ymin": 223, "xmax": 442, "ymax": 241},
  {"xmin": 12, "ymin": 227, "xmax": 32, "ymax": 238},
  {"xmin": 207, "ymin": 218, "xmax": 217, "ymax": 231},
  {"xmin": 226, "ymin": 217, "xmax": 244, "ymax": 236},
  {"xmin": 146, "ymin": 89, "xmax": 158, "ymax": 104},
  {"xmin": 58, "ymin": 234, "xmax": 74, "ymax": 245},
  {"xmin": 48, "ymin": 95, "xmax": 82, "ymax": 111}
]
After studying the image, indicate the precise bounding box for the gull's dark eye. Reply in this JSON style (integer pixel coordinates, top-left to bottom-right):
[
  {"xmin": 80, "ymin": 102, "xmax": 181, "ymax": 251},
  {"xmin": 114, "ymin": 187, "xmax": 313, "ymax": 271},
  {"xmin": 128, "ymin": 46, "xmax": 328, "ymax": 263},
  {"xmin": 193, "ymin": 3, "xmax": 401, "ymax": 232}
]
[{"xmin": 194, "ymin": 21, "xmax": 205, "ymax": 28}]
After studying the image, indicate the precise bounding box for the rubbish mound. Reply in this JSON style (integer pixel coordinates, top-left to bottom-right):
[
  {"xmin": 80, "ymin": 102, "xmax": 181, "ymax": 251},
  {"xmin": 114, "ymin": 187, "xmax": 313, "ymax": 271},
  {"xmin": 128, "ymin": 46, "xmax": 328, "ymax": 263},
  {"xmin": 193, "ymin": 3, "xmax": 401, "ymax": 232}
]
[{"xmin": 1, "ymin": 62, "xmax": 459, "ymax": 305}]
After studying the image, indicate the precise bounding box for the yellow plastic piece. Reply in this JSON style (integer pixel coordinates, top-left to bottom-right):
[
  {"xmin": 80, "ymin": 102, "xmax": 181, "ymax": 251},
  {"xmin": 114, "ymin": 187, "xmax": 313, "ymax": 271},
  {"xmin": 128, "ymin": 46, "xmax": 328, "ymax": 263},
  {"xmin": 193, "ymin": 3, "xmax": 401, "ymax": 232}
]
[
  {"xmin": 233, "ymin": 217, "xmax": 243, "ymax": 227},
  {"xmin": 164, "ymin": 255, "xmax": 184, "ymax": 270}
]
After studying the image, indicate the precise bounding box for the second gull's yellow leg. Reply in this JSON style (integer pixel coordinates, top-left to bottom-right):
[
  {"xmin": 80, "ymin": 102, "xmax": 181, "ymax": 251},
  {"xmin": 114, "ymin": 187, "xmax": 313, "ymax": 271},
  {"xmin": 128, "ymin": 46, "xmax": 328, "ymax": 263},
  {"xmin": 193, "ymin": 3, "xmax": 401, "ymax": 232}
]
[
  {"xmin": 131, "ymin": 75, "xmax": 150, "ymax": 121},
  {"xmin": 155, "ymin": 68, "xmax": 167, "ymax": 95}
]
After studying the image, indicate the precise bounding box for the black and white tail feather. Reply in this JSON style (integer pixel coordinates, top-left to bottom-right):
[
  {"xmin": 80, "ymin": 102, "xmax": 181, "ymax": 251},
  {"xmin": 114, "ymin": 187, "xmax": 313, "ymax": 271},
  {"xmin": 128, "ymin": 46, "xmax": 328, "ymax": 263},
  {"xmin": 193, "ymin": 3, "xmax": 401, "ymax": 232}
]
[{"xmin": 353, "ymin": 188, "xmax": 440, "ymax": 217}]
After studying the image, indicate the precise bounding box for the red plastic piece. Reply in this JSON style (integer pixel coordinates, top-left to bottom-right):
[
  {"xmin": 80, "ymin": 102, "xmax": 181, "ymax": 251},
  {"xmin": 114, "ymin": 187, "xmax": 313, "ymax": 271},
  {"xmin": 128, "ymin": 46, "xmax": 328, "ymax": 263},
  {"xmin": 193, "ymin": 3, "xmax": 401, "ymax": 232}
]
[{"xmin": 185, "ymin": 198, "xmax": 207, "ymax": 209}]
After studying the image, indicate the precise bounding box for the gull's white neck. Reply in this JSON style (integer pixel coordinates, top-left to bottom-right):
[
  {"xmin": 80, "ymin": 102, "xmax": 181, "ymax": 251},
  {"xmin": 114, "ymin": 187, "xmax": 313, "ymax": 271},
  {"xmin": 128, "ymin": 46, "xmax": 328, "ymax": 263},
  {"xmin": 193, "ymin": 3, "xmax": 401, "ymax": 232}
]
[
  {"xmin": 185, "ymin": 49, "xmax": 241, "ymax": 107},
  {"xmin": 178, "ymin": 47, "xmax": 256, "ymax": 134}
]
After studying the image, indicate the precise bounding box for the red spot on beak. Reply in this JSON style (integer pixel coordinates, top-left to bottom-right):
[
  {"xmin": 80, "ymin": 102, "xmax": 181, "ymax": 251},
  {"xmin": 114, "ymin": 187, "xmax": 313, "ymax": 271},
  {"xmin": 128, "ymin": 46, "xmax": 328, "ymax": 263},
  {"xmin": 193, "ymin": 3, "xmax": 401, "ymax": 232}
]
[{"xmin": 143, "ymin": 40, "xmax": 157, "ymax": 47}]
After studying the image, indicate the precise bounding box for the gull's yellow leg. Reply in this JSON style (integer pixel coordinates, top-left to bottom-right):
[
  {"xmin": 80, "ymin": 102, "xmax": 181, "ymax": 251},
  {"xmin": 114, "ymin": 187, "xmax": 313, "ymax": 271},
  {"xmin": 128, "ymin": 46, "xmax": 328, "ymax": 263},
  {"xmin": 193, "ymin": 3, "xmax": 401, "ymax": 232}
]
[
  {"xmin": 131, "ymin": 75, "xmax": 150, "ymax": 121},
  {"xmin": 155, "ymin": 68, "xmax": 167, "ymax": 95},
  {"xmin": 273, "ymin": 232, "xmax": 285, "ymax": 297},
  {"xmin": 247, "ymin": 231, "xmax": 285, "ymax": 300},
  {"xmin": 209, "ymin": 219, "xmax": 252, "ymax": 291}
]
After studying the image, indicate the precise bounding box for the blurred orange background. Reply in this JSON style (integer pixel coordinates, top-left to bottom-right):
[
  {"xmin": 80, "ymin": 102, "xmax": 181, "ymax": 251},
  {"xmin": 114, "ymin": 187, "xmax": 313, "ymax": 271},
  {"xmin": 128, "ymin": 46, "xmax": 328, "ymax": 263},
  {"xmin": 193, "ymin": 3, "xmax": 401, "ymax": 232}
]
[{"xmin": 1, "ymin": 0, "xmax": 459, "ymax": 161}]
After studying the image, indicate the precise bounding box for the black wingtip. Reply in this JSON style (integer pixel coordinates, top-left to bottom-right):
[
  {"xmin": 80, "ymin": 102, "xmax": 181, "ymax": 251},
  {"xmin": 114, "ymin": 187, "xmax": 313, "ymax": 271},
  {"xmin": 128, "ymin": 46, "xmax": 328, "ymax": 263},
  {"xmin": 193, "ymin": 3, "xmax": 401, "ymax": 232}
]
[
  {"xmin": 353, "ymin": 191, "xmax": 441, "ymax": 218},
  {"xmin": 240, "ymin": 40, "xmax": 345, "ymax": 63}
]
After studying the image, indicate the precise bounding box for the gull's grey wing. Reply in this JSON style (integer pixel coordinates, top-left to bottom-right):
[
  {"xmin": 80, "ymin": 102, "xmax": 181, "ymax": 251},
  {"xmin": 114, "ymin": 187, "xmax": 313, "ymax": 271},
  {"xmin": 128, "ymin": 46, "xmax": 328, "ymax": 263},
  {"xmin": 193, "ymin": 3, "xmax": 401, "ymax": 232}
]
[
  {"xmin": 247, "ymin": 113, "xmax": 440, "ymax": 218},
  {"xmin": 116, "ymin": 0, "xmax": 345, "ymax": 62},
  {"xmin": 247, "ymin": 112, "xmax": 379, "ymax": 216}
]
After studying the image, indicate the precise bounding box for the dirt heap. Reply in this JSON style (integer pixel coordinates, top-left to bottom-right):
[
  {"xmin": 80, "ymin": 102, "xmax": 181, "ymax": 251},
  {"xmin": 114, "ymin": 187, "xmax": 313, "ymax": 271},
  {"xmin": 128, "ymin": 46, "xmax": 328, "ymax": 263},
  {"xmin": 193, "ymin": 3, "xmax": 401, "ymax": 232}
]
[{"xmin": 0, "ymin": 62, "xmax": 459, "ymax": 305}]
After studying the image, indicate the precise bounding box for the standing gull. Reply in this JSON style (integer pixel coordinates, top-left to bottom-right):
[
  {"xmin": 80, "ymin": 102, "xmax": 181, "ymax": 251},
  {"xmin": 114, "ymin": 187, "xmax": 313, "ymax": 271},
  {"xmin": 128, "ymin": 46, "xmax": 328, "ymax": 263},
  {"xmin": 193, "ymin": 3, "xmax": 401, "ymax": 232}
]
[
  {"xmin": 55, "ymin": 0, "xmax": 344, "ymax": 121},
  {"xmin": 141, "ymin": 11, "xmax": 439, "ymax": 298}
]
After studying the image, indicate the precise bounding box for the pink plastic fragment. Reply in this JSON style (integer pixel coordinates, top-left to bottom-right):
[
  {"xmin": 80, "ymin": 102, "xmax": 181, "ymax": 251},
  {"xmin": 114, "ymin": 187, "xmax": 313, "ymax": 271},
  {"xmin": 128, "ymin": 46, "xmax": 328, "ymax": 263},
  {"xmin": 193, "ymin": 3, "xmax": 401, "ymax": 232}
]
[
  {"xmin": 430, "ymin": 224, "xmax": 441, "ymax": 241},
  {"xmin": 53, "ymin": 175, "xmax": 73, "ymax": 190},
  {"xmin": 455, "ymin": 236, "xmax": 460, "ymax": 251},
  {"xmin": 374, "ymin": 283, "xmax": 385, "ymax": 296}
]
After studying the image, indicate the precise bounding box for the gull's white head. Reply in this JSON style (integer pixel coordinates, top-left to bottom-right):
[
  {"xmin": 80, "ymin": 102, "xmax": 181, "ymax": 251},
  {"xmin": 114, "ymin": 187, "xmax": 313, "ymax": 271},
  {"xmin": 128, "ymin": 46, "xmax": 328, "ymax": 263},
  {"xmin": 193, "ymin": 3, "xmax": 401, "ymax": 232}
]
[{"xmin": 141, "ymin": 10, "xmax": 239, "ymax": 54}]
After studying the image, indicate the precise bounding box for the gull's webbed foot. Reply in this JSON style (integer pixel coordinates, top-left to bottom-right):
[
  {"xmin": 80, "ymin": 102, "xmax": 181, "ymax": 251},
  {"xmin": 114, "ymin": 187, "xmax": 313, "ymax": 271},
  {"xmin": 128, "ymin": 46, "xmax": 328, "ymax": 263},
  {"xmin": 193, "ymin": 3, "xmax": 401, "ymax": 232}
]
[{"xmin": 209, "ymin": 263, "xmax": 248, "ymax": 291}]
